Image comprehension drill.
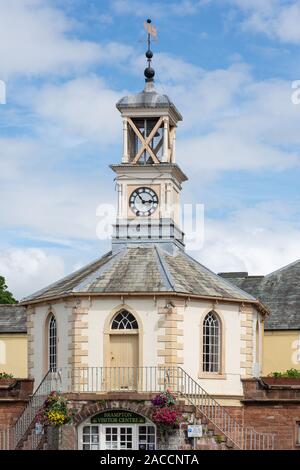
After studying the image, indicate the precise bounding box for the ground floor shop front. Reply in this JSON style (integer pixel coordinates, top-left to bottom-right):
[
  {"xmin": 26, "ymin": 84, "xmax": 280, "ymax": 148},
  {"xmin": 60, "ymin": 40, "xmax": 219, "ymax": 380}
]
[{"xmin": 78, "ymin": 410, "xmax": 156, "ymax": 450}]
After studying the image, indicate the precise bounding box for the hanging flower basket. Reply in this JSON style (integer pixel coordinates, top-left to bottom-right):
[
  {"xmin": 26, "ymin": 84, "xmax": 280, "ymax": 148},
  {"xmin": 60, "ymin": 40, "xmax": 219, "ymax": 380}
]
[
  {"xmin": 152, "ymin": 407, "xmax": 182, "ymax": 429},
  {"xmin": 151, "ymin": 389, "xmax": 177, "ymax": 408},
  {"xmin": 36, "ymin": 391, "xmax": 73, "ymax": 428},
  {"xmin": 151, "ymin": 389, "xmax": 183, "ymax": 438}
]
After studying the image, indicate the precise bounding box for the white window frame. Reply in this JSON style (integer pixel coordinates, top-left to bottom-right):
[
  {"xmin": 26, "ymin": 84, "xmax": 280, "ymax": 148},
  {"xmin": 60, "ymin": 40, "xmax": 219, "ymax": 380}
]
[
  {"xmin": 48, "ymin": 315, "xmax": 57, "ymax": 372},
  {"xmin": 111, "ymin": 310, "xmax": 138, "ymax": 330},
  {"xmin": 79, "ymin": 422, "xmax": 156, "ymax": 450},
  {"xmin": 202, "ymin": 311, "xmax": 221, "ymax": 374}
]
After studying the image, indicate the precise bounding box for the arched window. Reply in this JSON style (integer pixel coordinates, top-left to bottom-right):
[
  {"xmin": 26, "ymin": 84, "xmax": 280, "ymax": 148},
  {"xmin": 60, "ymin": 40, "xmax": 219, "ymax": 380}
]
[
  {"xmin": 48, "ymin": 315, "xmax": 57, "ymax": 371},
  {"xmin": 111, "ymin": 310, "xmax": 138, "ymax": 330},
  {"xmin": 203, "ymin": 311, "xmax": 221, "ymax": 373}
]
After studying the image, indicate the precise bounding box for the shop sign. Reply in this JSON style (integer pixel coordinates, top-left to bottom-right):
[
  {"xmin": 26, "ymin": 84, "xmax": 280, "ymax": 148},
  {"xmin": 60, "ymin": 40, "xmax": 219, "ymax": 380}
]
[{"xmin": 91, "ymin": 410, "xmax": 145, "ymax": 424}]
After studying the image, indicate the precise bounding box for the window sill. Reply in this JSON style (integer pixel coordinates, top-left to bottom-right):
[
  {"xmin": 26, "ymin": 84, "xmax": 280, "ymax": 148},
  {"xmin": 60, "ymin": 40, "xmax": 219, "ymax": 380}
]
[{"xmin": 198, "ymin": 373, "xmax": 227, "ymax": 380}]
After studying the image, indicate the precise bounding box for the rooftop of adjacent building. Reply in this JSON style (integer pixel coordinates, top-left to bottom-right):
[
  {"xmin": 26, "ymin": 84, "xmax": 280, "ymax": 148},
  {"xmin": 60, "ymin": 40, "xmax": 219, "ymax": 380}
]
[
  {"xmin": 0, "ymin": 304, "xmax": 26, "ymax": 333},
  {"xmin": 219, "ymin": 259, "xmax": 300, "ymax": 330}
]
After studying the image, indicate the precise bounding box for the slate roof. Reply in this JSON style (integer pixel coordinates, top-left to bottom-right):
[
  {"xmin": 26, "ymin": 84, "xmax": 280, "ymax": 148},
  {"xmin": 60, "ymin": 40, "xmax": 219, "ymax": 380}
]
[
  {"xmin": 22, "ymin": 246, "xmax": 257, "ymax": 305},
  {"xmin": 219, "ymin": 259, "xmax": 300, "ymax": 330},
  {"xmin": 0, "ymin": 305, "xmax": 27, "ymax": 333}
]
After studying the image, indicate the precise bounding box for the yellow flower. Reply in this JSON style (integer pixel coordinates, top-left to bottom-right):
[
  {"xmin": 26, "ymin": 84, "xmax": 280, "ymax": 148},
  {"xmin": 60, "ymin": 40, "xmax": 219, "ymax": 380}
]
[{"xmin": 47, "ymin": 410, "xmax": 67, "ymax": 425}]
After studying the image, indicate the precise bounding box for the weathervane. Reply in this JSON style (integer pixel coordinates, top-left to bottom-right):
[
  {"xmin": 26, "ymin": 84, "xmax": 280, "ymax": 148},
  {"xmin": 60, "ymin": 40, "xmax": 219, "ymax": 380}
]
[{"xmin": 143, "ymin": 18, "xmax": 157, "ymax": 83}]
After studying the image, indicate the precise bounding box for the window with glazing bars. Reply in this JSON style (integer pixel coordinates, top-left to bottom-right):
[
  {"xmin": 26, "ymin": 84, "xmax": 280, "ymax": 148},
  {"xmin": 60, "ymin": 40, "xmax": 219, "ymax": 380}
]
[
  {"xmin": 111, "ymin": 311, "xmax": 138, "ymax": 330},
  {"xmin": 49, "ymin": 315, "xmax": 57, "ymax": 371},
  {"xmin": 202, "ymin": 312, "xmax": 220, "ymax": 373}
]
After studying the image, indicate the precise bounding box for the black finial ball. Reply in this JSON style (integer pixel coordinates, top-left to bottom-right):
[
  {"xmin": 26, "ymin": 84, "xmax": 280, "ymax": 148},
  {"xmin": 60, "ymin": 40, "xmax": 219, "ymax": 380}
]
[
  {"xmin": 144, "ymin": 66, "xmax": 155, "ymax": 80},
  {"xmin": 146, "ymin": 49, "xmax": 153, "ymax": 59},
  {"xmin": 147, "ymin": 18, "xmax": 152, "ymax": 23}
]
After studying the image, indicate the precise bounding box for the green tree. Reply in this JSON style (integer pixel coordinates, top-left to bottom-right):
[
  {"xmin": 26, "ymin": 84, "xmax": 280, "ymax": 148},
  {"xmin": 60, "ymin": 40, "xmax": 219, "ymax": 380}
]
[{"xmin": 0, "ymin": 276, "xmax": 17, "ymax": 304}]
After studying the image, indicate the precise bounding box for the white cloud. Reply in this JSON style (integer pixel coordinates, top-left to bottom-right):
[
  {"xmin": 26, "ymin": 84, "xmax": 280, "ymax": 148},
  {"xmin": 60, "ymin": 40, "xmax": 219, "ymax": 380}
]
[
  {"xmin": 0, "ymin": 167, "xmax": 114, "ymax": 241},
  {"xmin": 196, "ymin": 201, "xmax": 300, "ymax": 275},
  {"xmin": 0, "ymin": 248, "xmax": 65, "ymax": 300},
  {"xmin": 32, "ymin": 76, "xmax": 123, "ymax": 145},
  {"xmin": 0, "ymin": 134, "xmax": 115, "ymax": 241},
  {"xmin": 0, "ymin": 137, "xmax": 41, "ymax": 180},
  {"xmin": 177, "ymin": 132, "xmax": 298, "ymax": 172},
  {"xmin": 111, "ymin": 0, "xmax": 205, "ymax": 18},
  {"xmin": 229, "ymin": 0, "xmax": 300, "ymax": 44},
  {"xmin": 152, "ymin": 57, "xmax": 300, "ymax": 173},
  {"xmin": 0, "ymin": 0, "xmax": 104, "ymax": 78}
]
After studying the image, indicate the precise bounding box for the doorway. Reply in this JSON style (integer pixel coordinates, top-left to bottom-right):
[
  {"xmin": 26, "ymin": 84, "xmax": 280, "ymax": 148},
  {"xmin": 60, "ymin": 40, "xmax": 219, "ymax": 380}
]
[{"xmin": 106, "ymin": 310, "xmax": 140, "ymax": 390}]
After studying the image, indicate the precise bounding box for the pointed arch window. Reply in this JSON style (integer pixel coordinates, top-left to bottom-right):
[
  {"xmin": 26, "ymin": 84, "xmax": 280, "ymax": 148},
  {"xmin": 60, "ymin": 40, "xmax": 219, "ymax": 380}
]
[
  {"xmin": 48, "ymin": 315, "xmax": 57, "ymax": 371},
  {"xmin": 111, "ymin": 311, "xmax": 138, "ymax": 330},
  {"xmin": 203, "ymin": 312, "xmax": 221, "ymax": 373}
]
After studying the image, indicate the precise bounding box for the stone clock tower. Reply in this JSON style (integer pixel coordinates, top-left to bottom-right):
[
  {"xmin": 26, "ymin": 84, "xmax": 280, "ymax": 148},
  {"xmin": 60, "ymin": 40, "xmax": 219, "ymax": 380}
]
[{"xmin": 111, "ymin": 35, "xmax": 187, "ymax": 253}]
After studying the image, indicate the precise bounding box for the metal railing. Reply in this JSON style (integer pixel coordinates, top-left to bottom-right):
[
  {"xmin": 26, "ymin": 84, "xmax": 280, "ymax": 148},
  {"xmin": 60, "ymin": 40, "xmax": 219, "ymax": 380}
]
[
  {"xmin": 57, "ymin": 366, "xmax": 275, "ymax": 450},
  {"xmin": 0, "ymin": 427, "xmax": 11, "ymax": 450},
  {"xmin": 0, "ymin": 366, "xmax": 275, "ymax": 450},
  {"xmin": 59, "ymin": 366, "xmax": 170, "ymax": 394},
  {"xmin": 175, "ymin": 367, "xmax": 275, "ymax": 450},
  {"xmin": 8, "ymin": 370, "xmax": 60, "ymax": 450}
]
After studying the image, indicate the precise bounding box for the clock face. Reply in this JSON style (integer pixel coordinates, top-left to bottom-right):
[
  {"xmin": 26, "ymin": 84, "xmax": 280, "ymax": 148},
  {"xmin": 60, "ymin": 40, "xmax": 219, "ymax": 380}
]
[{"xmin": 129, "ymin": 187, "xmax": 158, "ymax": 217}]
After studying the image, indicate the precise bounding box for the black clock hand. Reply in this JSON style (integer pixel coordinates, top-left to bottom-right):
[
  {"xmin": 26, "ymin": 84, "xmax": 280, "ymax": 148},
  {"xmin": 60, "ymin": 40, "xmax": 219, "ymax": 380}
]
[
  {"xmin": 137, "ymin": 195, "xmax": 146, "ymax": 204},
  {"xmin": 138, "ymin": 195, "xmax": 151, "ymax": 204}
]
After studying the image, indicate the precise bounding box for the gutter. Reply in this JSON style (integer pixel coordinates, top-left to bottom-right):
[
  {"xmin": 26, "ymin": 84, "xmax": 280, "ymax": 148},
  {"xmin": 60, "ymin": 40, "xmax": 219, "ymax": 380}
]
[{"xmin": 20, "ymin": 291, "xmax": 269, "ymax": 315}]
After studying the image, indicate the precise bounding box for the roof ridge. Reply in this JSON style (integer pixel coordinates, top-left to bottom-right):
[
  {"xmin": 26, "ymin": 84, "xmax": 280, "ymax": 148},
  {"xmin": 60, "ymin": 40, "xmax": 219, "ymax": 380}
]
[
  {"xmin": 265, "ymin": 258, "xmax": 300, "ymax": 278},
  {"xmin": 182, "ymin": 251, "xmax": 257, "ymax": 301},
  {"xmin": 73, "ymin": 248, "xmax": 127, "ymax": 292},
  {"xmin": 154, "ymin": 245, "xmax": 175, "ymax": 291}
]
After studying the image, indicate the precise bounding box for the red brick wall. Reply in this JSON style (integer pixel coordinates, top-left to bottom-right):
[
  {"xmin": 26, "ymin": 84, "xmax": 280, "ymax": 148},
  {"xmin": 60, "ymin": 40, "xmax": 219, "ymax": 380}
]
[
  {"xmin": 243, "ymin": 405, "xmax": 300, "ymax": 450},
  {"xmin": 239, "ymin": 379, "xmax": 300, "ymax": 450},
  {"xmin": 0, "ymin": 379, "xmax": 34, "ymax": 428}
]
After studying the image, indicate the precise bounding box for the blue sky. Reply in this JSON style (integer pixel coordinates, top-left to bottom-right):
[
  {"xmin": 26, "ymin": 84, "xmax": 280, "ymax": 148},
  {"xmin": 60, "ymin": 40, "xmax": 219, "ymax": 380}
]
[{"xmin": 0, "ymin": 0, "xmax": 300, "ymax": 299}]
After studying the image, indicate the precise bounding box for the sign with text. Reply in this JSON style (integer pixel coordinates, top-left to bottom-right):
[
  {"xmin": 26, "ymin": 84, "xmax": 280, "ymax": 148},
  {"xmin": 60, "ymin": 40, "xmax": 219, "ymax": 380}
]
[
  {"xmin": 91, "ymin": 410, "xmax": 145, "ymax": 424},
  {"xmin": 187, "ymin": 425, "xmax": 203, "ymax": 438}
]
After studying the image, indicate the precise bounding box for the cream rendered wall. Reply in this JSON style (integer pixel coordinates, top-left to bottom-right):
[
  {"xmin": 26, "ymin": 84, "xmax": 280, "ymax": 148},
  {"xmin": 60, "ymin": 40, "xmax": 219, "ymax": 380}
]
[
  {"xmin": 183, "ymin": 300, "xmax": 243, "ymax": 398},
  {"xmin": 88, "ymin": 297, "xmax": 159, "ymax": 368},
  {"xmin": 263, "ymin": 330, "xmax": 300, "ymax": 375},
  {"xmin": 0, "ymin": 334, "xmax": 27, "ymax": 377},
  {"xmin": 30, "ymin": 296, "xmax": 261, "ymax": 399}
]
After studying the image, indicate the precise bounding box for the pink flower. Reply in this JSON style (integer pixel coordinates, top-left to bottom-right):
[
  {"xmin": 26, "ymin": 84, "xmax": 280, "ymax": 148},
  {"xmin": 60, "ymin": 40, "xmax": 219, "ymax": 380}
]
[{"xmin": 152, "ymin": 407, "xmax": 182, "ymax": 428}]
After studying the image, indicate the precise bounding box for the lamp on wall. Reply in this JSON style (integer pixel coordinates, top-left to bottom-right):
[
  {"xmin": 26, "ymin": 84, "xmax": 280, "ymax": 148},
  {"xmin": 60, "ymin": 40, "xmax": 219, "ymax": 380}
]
[{"xmin": 165, "ymin": 301, "xmax": 175, "ymax": 313}]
